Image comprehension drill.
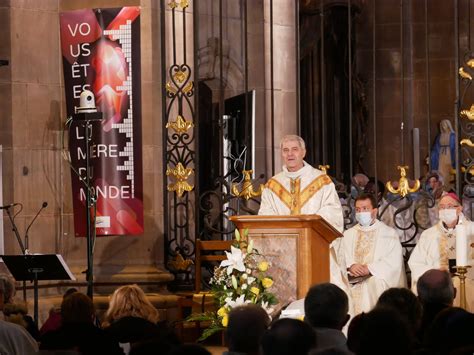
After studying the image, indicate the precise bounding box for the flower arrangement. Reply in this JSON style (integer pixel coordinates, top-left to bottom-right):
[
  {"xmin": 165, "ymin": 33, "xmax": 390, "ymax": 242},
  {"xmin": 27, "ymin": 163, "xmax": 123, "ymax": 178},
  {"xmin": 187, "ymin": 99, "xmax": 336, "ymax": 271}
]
[{"xmin": 188, "ymin": 228, "xmax": 278, "ymax": 340}]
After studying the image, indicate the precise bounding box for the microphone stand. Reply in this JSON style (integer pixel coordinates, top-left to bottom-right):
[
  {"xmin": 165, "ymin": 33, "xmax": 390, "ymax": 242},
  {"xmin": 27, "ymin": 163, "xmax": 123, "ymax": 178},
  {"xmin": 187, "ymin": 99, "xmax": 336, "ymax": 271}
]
[
  {"xmin": 3, "ymin": 206, "xmax": 26, "ymax": 254},
  {"xmin": 71, "ymin": 111, "xmax": 102, "ymax": 300},
  {"xmin": 70, "ymin": 95, "xmax": 102, "ymax": 301},
  {"xmin": 3, "ymin": 206, "xmax": 27, "ymax": 301},
  {"xmin": 23, "ymin": 202, "xmax": 48, "ymax": 326},
  {"xmin": 24, "ymin": 202, "xmax": 48, "ymax": 254},
  {"xmin": 84, "ymin": 120, "xmax": 94, "ymax": 300}
]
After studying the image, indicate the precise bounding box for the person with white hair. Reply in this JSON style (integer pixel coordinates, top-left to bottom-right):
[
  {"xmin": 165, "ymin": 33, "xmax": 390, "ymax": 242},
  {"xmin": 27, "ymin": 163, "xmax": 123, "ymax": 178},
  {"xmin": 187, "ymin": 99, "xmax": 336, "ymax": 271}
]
[
  {"xmin": 258, "ymin": 134, "xmax": 343, "ymax": 232},
  {"xmin": 0, "ymin": 273, "xmax": 38, "ymax": 355},
  {"xmin": 408, "ymin": 192, "xmax": 474, "ymax": 310}
]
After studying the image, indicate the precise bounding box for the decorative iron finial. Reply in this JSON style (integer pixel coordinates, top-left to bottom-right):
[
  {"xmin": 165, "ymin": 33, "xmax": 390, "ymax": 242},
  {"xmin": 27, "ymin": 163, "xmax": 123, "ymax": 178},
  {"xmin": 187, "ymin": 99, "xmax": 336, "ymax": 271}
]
[
  {"xmin": 460, "ymin": 104, "xmax": 474, "ymax": 121},
  {"xmin": 460, "ymin": 138, "xmax": 474, "ymax": 147},
  {"xmin": 451, "ymin": 166, "xmax": 474, "ymax": 175},
  {"xmin": 166, "ymin": 115, "xmax": 194, "ymax": 134},
  {"xmin": 168, "ymin": 0, "xmax": 189, "ymax": 9},
  {"xmin": 231, "ymin": 170, "xmax": 264, "ymax": 200},
  {"xmin": 166, "ymin": 163, "xmax": 194, "ymax": 197},
  {"xmin": 167, "ymin": 252, "xmax": 193, "ymax": 271},
  {"xmin": 385, "ymin": 166, "xmax": 420, "ymax": 198},
  {"xmin": 318, "ymin": 165, "xmax": 330, "ymax": 174},
  {"xmin": 459, "ymin": 67, "xmax": 472, "ymax": 81}
]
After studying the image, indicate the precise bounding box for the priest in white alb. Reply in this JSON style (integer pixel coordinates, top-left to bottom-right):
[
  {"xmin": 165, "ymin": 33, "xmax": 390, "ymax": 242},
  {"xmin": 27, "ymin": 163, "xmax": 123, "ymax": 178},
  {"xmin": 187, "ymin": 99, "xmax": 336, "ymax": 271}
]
[
  {"xmin": 258, "ymin": 135, "xmax": 344, "ymax": 232},
  {"xmin": 258, "ymin": 135, "xmax": 348, "ymax": 305},
  {"xmin": 408, "ymin": 192, "xmax": 474, "ymax": 310},
  {"xmin": 339, "ymin": 193, "xmax": 406, "ymax": 315}
]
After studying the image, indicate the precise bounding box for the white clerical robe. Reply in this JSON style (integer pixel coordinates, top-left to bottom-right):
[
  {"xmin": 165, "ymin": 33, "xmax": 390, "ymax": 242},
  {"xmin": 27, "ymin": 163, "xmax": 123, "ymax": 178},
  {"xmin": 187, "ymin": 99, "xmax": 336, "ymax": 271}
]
[
  {"xmin": 340, "ymin": 220, "xmax": 406, "ymax": 315},
  {"xmin": 408, "ymin": 216, "xmax": 474, "ymax": 310},
  {"xmin": 258, "ymin": 162, "xmax": 344, "ymax": 232}
]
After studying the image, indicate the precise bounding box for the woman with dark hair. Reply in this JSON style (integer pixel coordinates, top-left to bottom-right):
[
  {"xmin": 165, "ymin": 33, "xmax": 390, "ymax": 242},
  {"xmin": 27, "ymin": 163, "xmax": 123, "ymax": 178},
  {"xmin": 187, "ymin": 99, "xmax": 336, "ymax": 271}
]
[{"xmin": 40, "ymin": 292, "xmax": 122, "ymax": 354}]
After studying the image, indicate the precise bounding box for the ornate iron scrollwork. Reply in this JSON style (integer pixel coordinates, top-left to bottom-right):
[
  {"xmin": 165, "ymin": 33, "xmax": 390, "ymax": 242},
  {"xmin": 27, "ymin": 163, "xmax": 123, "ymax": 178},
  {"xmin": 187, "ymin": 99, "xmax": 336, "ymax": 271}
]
[
  {"xmin": 458, "ymin": 51, "xmax": 474, "ymax": 219},
  {"xmin": 162, "ymin": 2, "xmax": 196, "ymax": 285}
]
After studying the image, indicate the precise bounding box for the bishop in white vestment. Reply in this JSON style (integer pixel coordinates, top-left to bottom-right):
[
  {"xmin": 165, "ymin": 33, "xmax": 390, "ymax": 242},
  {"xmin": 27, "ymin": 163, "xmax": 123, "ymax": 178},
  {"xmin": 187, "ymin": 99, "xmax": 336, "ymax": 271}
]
[
  {"xmin": 258, "ymin": 136, "xmax": 343, "ymax": 232},
  {"xmin": 258, "ymin": 135, "xmax": 347, "ymax": 310},
  {"xmin": 408, "ymin": 193, "xmax": 474, "ymax": 310},
  {"xmin": 339, "ymin": 194, "xmax": 406, "ymax": 315}
]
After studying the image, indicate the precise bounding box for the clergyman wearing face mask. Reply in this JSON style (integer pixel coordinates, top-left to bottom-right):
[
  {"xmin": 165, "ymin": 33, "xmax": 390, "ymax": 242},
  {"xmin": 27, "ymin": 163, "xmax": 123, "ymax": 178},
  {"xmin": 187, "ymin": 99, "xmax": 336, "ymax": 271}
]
[
  {"xmin": 438, "ymin": 195, "xmax": 462, "ymax": 228},
  {"xmin": 408, "ymin": 193, "xmax": 474, "ymax": 305},
  {"xmin": 337, "ymin": 193, "xmax": 407, "ymax": 314}
]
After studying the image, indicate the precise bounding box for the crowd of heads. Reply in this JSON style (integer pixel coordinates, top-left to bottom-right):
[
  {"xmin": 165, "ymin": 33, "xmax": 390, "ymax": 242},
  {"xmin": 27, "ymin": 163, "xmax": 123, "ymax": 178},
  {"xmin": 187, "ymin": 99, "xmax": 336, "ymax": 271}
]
[
  {"xmin": 0, "ymin": 268, "xmax": 473, "ymax": 355},
  {"xmin": 226, "ymin": 275, "xmax": 473, "ymax": 355}
]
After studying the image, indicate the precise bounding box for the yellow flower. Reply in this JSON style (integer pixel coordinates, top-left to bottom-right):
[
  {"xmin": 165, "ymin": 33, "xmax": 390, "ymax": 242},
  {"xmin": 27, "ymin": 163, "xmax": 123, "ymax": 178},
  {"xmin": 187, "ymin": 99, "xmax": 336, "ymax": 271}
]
[
  {"xmin": 262, "ymin": 278, "xmax": 273, "ymax": 289},
  {"xmin": 222, "ymin": 315, "xmax": 229, "ymax": 327},
  {"xmin": 250, "ymin": 287, "xmax": 260, "ymax": 295},
  {"xmin": 217, "ymin": 307, "xmax": 227, "ymax": 317},
  {"xmin": 258, "ymin": 261, "xmax": 269, "ymax": 272}
]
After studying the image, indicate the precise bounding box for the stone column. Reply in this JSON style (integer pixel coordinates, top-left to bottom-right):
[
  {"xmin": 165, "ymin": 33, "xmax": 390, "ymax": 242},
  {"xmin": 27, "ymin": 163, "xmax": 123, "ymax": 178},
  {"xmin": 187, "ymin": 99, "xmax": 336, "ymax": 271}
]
[{"xmin": 264, "ymin": 0, "xmax": 298, "ymax": 176}]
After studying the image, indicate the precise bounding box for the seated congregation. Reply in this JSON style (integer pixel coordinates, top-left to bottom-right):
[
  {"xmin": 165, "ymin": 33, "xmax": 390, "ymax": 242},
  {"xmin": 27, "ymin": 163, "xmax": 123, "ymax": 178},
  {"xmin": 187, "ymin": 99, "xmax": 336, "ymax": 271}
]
[
  {"xmin": 0, "ymin": 190, "xmax": 473, "ymax": 355},
  {"xmin": 1, "ymin": 271, "xmax": 473, "ymax": 355}
]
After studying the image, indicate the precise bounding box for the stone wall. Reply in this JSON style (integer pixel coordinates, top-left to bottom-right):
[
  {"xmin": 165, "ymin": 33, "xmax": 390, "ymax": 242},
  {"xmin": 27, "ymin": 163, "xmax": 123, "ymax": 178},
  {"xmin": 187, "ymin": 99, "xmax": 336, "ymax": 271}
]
[
  {"xmin": 356, "ymin": 0, "xmax": 474, "ymax": 183},
  {"xmin": 0, "ymin": 0, "xmax": 171, "ymax": 292}
]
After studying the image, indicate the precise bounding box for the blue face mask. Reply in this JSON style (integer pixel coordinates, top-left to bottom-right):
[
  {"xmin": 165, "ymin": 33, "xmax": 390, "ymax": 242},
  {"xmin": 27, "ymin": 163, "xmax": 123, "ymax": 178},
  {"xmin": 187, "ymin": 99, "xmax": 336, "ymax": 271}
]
[{"xmin": 356, "ymin": 212, "xmax": 373, "ymax": 227}]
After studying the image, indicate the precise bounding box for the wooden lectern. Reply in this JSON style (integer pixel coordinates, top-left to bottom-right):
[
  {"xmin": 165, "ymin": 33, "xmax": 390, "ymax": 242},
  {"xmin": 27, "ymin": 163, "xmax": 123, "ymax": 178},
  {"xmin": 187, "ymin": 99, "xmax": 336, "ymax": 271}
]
[{"xmin": 230, "ymin": 215, "xmax": 342, "ymax": 305}]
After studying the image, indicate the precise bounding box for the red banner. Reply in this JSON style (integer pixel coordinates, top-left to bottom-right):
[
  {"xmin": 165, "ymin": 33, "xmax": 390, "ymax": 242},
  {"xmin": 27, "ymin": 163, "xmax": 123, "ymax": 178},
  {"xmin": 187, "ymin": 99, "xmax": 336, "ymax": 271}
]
[{"xmin": 60, "ymin": 7, "xmax": 143, "ymax": 237}]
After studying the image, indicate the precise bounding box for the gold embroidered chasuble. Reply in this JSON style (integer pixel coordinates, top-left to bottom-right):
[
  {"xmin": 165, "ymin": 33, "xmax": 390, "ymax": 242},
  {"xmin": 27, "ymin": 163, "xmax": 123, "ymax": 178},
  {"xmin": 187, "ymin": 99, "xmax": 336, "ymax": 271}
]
[
  {"xmin": 264, "ymin": 174, "xmax": 332, "ymax": 215},
  {"xmin": 258, "ymin": 162, "xmax": 344, "ymax": 233}
]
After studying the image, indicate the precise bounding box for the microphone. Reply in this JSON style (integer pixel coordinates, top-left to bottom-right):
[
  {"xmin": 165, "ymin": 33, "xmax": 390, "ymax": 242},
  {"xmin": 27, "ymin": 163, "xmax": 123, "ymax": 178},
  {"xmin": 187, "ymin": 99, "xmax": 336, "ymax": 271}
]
[
  {"xmin": 25, "ymin": 202, "xmax": 48, "ymax": 251},
  {"xmin": 0, "ymin": 203, "xmax": 18, "ymax": 209}
]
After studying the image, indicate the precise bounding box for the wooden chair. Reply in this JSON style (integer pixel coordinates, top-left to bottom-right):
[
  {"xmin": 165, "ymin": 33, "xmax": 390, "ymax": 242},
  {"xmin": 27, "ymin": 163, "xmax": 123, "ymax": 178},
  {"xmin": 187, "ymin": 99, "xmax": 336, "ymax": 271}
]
[
  {"xmin": 195, "ymin": 239, "xmax": 233, "ymax": 293},
  {"xmin": 176, "ymin": 292, "xmax": 215, "ymax": 342},
  {"xmin": 175, "ymin": 239, "xmax": 232, "ymax": 343}
]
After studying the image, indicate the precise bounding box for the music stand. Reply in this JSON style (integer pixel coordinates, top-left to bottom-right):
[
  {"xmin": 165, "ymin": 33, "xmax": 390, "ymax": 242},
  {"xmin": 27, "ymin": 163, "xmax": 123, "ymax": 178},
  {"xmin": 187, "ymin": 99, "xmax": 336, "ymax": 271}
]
[{"xmin": 1, "ymin": 254, "xmax": 76, "ymax": 327}]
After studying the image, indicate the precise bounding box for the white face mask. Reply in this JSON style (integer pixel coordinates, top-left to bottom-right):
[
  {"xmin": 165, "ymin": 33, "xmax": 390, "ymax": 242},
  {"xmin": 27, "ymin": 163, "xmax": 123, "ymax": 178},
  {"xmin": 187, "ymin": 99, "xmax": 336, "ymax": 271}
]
[
  {"xmin": 356, "ymin": 211, "xmax": 373, "ymax": 227},
  {"xmin": 439, "ymin": 209, "xmax": 458, "ymax": 225}
]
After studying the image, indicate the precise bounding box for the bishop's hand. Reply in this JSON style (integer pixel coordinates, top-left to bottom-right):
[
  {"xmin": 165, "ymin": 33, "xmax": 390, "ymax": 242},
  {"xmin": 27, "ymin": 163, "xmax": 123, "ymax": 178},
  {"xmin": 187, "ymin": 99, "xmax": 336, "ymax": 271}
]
[{"xmin": 349, "ymin": 263, "xmax": 370, "ymax": 277}]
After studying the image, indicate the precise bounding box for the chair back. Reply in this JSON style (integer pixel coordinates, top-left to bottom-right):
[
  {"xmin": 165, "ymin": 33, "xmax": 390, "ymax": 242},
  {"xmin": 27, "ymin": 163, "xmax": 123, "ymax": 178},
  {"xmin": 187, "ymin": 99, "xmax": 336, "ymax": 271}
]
[{"xmin": 195, "ymin": 239, "xmax": 233, "ymax": 292}]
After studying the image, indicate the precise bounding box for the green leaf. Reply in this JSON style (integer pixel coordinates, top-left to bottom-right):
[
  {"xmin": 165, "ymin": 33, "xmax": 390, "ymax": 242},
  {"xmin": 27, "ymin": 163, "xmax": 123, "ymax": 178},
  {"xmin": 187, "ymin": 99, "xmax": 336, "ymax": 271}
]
[
  {"xmin": 186, "ymin": 312, "xmax": 217, "ymax": 322},
  {"xmin": 198, "ymin": 326, "xmax": 225, "ymax": 342}
]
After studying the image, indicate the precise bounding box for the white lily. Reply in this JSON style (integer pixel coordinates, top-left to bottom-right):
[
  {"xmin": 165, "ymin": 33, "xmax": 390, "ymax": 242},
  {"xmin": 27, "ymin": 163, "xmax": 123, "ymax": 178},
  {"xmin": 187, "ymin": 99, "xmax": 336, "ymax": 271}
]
[
  {"xmin": 232, "ymin": 275, "xmax": 238, "ymax": 289},
  {"xmin": 225, "ymin": 294, "xmax": 250, "ymax": 308},
  {"xmin": 235, "ymin": 229, "xmax": 241, "ymax": 241},
  {"xmin": 220, "ymin": 246, "xmax": 246, "ymax": 275},
  {"xmin": 247, "ymin": 276, "xmax": 256, "ymax": 284}
]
